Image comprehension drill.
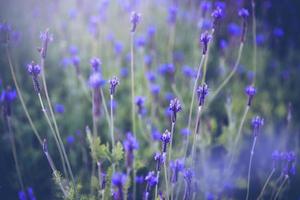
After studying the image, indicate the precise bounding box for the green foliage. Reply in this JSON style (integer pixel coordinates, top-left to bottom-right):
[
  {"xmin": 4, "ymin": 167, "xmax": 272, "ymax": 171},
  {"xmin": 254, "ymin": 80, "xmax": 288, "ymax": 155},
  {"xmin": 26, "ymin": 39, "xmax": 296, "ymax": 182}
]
[
  {"xmin": 103, "ymin": 167, "xmax": 113, "ymax": 200},
  {"xmin": 112, "ymin": 141, "xmax": 124, "ymax": 163}
]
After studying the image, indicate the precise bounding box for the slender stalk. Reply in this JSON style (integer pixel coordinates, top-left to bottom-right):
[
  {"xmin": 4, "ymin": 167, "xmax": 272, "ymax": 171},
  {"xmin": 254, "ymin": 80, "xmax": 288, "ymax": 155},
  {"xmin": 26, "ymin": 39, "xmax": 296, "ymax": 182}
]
[
  {"xmin": 274, "ymin": 176, "xmax": 288, "ymax": 200},
  {"xmin": 164, "ymin": 162, "xmax": 170, "ymax": 200},
  {"xmin": 168, "ymin": 122, "xmax": 176, "ymax": 163},
  {"xmin": 100, "ymin": 89, "xmax": 111, "ymax": 128},
  {"xmin": 130, "ymin": 32, "xmax": 137, "ymax": 200},
  {"xmin": 7, "ymin": 116, "xmax": 25, "ymax": 192},
  {"xmin": 209, "ymin": 43, "xmax": 244, "ymax": 103},
  {"xmin": 5, "ymin": 46, "xmax": 42, "ymax": 145},
  {"xmin": 251, "ymin": 0, "xmax": 257, "ymax": 85},
  {"xmin": 44, "ymin": 149, "xmax": 68, "ymax": 197},
  {"xmin": 154, "ymin": 171, "xmax": 160, "ymax": 200},
  {"xmin": 78, "ymin": 74, "xmax": 92, "ymax": 103},
  {"xmin": 110, "ymin": 94, "xmax": 115, "ymax": 149},
  {"xmin": 257, "ymin": 168, "xmax": 275, "ymax": 200},
  {"xmin": 168, "ymin": 24, "xmax": 176, "ymax": 63},
  {"xmin": 38, "ymin": 93, "xmax": 68, "ymax": 179},
  {"xmin": 201, "ymin": 29, "xmax": 215, "ymax": 85},
  {"xmin": 186, "ymin": 55, "xmax": 206, "ymax": 155},
  {"xmin": 246, "ymin": 136, "xmax": 257, "ymax": 200},
  {"xmin": 171, "ymin": 183, "xmax": 175, "ymax": 200},
  {"xmin": 227, "ymin": 106, "xmax": 250, "ymax": 171},
  {"xmin": 190, "ymin": 106, "xmax": 202, "ymax": 161},
  {"xmin": 40, "ymin": 58, "xmax": 76, "ymax": 193}
]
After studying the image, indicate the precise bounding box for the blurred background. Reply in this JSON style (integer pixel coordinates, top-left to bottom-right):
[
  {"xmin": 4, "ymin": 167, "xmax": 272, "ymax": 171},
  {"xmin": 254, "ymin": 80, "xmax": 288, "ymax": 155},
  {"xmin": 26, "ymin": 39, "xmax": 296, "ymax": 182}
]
[{"xmin": 0, "ymin": 0, "xmax": 300, "ymax": 199}]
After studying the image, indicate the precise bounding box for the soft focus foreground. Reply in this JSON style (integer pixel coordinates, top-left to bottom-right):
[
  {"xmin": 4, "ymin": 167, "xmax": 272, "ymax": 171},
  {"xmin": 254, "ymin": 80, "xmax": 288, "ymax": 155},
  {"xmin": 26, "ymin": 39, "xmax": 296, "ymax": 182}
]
[{"xmin": 0, "ymin": 0, "xmax": 300, "ymax": 200}]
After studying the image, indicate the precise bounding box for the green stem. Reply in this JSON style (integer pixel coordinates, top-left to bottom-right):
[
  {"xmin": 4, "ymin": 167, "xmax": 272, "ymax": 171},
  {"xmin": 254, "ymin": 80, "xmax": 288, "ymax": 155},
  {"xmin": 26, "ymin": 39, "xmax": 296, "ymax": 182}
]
[
  {"xmin": 274, "ymin": 176, "xmax": 288, "ymax": 200},
  {"xmin": 7, "ymin": 116, "xmax": 25, "ymax": 192},
  {"xmin": 164, "ymin": 161, "xmax": 170, "ymax": 200},
  {"xmin": 209, "ymin": 43, "xmax": 244, "ymax": 103},
  {"xmin": 257, "ymin": 168, "xmax": 275, "ymax": 200},
  {"xmin": 38, "ymin": 93, "xmax": 68, "ymax": 179},
  {"xmin": 246, "ymin": 136, "xmax": 257, "ymax": 200},
  {"xmin": 40, "ymin": 58, "xmax": 76, "ymax": 194},
  {"xmin": 186, "ymin": 55, "xmax": 206, "ymax": 154},
  {"xmin": 252, "ymin": 0, "xmax": 257, "ymax": 86},
  {"xmin": 154, "ymin": 170, "xmax": 160, "ymax": 200},
  {"xmin": 110, "ymin": 94, "xmax": 115, "ymax": 149},
  {"xmin": 168, "ymin": 122, "xmax": 176, "ymax": 163},
  {"xmin": 5, "ymin": 46, "xmax": 42, "ymax": 145}
]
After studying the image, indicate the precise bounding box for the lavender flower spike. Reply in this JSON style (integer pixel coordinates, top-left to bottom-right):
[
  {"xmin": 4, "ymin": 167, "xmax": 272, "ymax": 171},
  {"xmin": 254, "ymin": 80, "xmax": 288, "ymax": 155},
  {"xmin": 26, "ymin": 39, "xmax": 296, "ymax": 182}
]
[
  {"xmin": 123, "ymin": 132, "xmax": 139, "ymax": 169},
  {"xmin": 109, "ymin": 76, "xmax": 119, "ymax": 95},
  {"xmin": 1, "ymin": 86, "xmax": 17, "ymax": 117},
  {"xmin": 112, "ymin": 172, "xmax": 127, "ymax": 200},
  {"xmin": 238, "ymin": 8, "xmax": 249, "ymax": 42},
  {"xmin": 39, "ymin": 29, "xmax": 53, "ymax": 58},
  {"xmin": 197, "ymin": 83, "xmax": 208, "ymax": 106},
  {"xmin": 154, "ymin": 152, "xmax": 166, "ymax": 171},
  {"xmin": 245, "ymin": 85, "xmax": 256, "ymax": 106},
  {"xmin": 90, "ymin": 57, "xmax": 102, "ymax": 72},
  {"xmin": 169, "ymin": 98, "xmax": 182, "ymax": 123},
  {"xmin": 130, "ymin": 11, "xmax": 141, "ymax": 32},
  {"xmin": 27, "ymin": 61, "xmax": 41, "ymax": 93},
  {"xmin": 251, "ymin": 115, "xmax": 264, "ymax": 136},
  {"xmin": 145, "ymin": 171, "xmax": 158, "ymax": 187},
  {"xmin": 170, "ymin": 159, "xmax": 184, "ymax": 183},
  {"xmin": 200, "ymin": 31, "xmax": 212, "ymax": 55},
  {"xmin": 161, "ymin": 130, "xmax": 171, "ymax": 153},
  {"xmin": 211, "ymin": 7, "xmax": 223, "ymax": 28}
]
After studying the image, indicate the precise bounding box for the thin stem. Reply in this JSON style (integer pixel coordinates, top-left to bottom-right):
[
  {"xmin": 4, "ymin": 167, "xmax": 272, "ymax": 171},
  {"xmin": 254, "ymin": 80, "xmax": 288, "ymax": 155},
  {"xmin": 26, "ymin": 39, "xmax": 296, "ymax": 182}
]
[
  {"xmin": 131, "ymin": 32, "xmax": 137, "ymax": 200},
  {"xmin": 110, "ymin": 94, "xmax": 115, "ymax": 149},
  {"xmin": 5, "ymin": 46, "xmax": 42, "ymax": 145},
  {"xmin": 38, "ymin": 93, "xmax": 68, "ymax": 179},
  {"xmin": 209, "ymin": 43, "xmax": 244, "ymax": 103},
  {"xmin": 190, "ymin": 106, "xmax": 202, "ymax": 161},
  {"xmin": 131, "ymin": 32, "xmax": 136, "ymax": 136},
  {"xmin": 171, "ymin": 183, "xmax": 175, "ymax": 200},
  {"xmin": 40, "ymin": 58, "xmax": 76, "ymax": 194},
  {"xmin": 168, "ymin": 122, "xmax": 176, "ymax": 163},
  {"xmin": 186, "ymin": 55, "xmax": 206, "ymax": 153},
  {"xmin": 252, "ymin": 0, "xmax": 257, "ymax": 86},
  {"xmin": 168, "ymin": 24, "xmax": 176, "ymax": 63},
  {"xmin": 246, "ymin": 136, "xmax": 257, "ymax": 200},
  {"xmin": 274, "ymin": 176, "xmax": 288, "ymax": 200},
  {"xmin": 257, "ymin": 168, "xmax": 275, "ymax": 200},
  {"xmin": 201, "ymin": 29, "xmax": 215, "ymax": 85},
  {"xmin": 44, "ymin": 151, "xmax": 68, "ymax": 197},
  {"xmin": 7, "ymin": 117, "xmax": 25, "ymax": 192},
  {"xmin": 78, "ymin": 74, "xmax": 92, "ymax": 103},
  {"xmin": 154, "ymin": 170, "xmax": 160, "ymax": 200},
  {"xmin": 228, "ymin": 106, "xmax": 250, "ymax": 172},
  {"xmin": 164, "ymin": 161, "xmax": 170, "ymax": 200},
  {"xmin": 100, "ymin": 89, "xmax": 111, "ymax": 128}
]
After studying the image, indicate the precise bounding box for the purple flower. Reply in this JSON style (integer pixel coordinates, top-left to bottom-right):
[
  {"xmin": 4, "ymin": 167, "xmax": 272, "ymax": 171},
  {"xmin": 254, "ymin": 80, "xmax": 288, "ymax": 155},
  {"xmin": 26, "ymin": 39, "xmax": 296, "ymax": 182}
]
[
  {"xmin": 154, "ymin": 152, "xmax": 166, "ymax": 171},
  {"xmin": 120, "ymin": 67, "xmax": 129, "ymax": 78},
  {"xmin": 200, "ymin": 1, "xmax": 212, "ymax": 14},
  {"xmin": 112, "ymin": 172, "xmax": 127, "ymax": 200},
  {"xmin": 200, "ymin": 31, "xmax": 212, "ymax": 55},
  {"xmin": 170, "ymin": 159, "xmax": 184, "ymax": 183},
  {"xmin": 147, "ymin": 25, "xmax": 156, "ymax": 39},
  {"xmin": 123, "ymin": 132, "xmax": 139, "ymax": 169},
  {"xmin": 145, "ymin": 171, "xmax": 158, "ymax": 187},
  {"xmin": 182, "ymin": 66, "xmax": 196, "ymax": 79},
  {"xmin": 135, "ymin": 96, "xmax": 146, "ymax": 115},
  {"xmin": 161, "ymin": 130, "xmax": 171, "ymax": 152},
  {"xmin": 238, "ymin": 8, "xmax": 249, "ymax": 19},
  {"xmin": 88, "ymin": 72, "xmax": 106, "ymax": 89},
  {"xmin": 273, "ymin": 27, "xmax": 284, "ymax": 38},
  {"xmin": 211, "ymin": 7, "xmax": 223, "ymax": 27},
  {"xmin": 90, "ymin": 58, "xmax": 102, "ymax": 72},
  {"xmin": 183, "ymin": 168, "xmax": 193, "ymax": 200},
  {"xmin": 109, "ymin": 76, "xmax": 119, "ymax": 95},
  {"xmin": 180, "ymin": 128, "xmax": 191, "ymax": 137},
  {"xmin": 55, "ymin": 104, "xmax": 65, "ymax": 114},
  {"xmin": 27, "ymin": 62, "xmax": 41, "ymax": 77},
  {"xmin": 1, "ymin": 87, "xmax": 17, "ymax": 116},
  {"xmin": 197, "ymin": 83, "xmax": 208, "ymax": 106},
  {"xmin": 228, "ymin": 23, "xmax": 241, "ymax": 37},
  {"xmin": 169, "ymin": 98, "xmax": 182, "ymax": 123},
  {"xmin": 168, "ymin": 5, "xmax": 178, "ymax": 24},
  {"xmin": 27, "ymin": 187, "xmax": 36, "ymax": 200},
  {"xmin": 136, "ymin": 36, "xmax": 146, "ymax": 47},
  {"xmin": 39, "ymin": 29, "xmax": 53, "ymax": 58},
  {"xmin": 130, "ymin": 11, "xmax": 141, "ymax": 32},
  {"xmin": 144, "ymin": 55, "xmax": 153, "ymax": 67},
  {"xmin": 71, "ymin": 55, "xmax": 80, "ymax": 75},
  {"xmin": 114, "ymin": 41, "xmax": 123, "ymax": 55},
  {"xmin": 69, "ymin": 45, "xmax": 78, "ymax": 56},
  {"xmin": 136, "ymin": 175, "xmax": 144, "ymax": 184},
  {"xmin": 150, "ymin": 84, "xmax": 160, "ymax": 96},
  {"xmin": 245, "ymin": 85, "xmax": 256, "ymax": 106},
  {"xmin": 251, "ymin": 116, "xmax": 264, "ymax": 136},
  {"xmin": 158, "ymin": 63, "xmax": 175, "ymax": 79},
  {"xmin": 18, "ymin": 190, "xmax": 26, "ymax": 200},
  {"xmin": 66, "ymin": 135, "xmax": 75, "ymax": 145},
  {"xmin": 238, "ymin": 8, "xmax": 249, "ymax": 42}
]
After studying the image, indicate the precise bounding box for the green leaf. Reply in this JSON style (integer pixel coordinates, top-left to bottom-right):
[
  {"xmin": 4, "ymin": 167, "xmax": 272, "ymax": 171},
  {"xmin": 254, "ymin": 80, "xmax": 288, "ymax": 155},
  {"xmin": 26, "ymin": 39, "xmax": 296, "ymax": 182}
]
[
  {"xmin": 104, "ymin": 167, "xmax": 113, "ymax": 200},
  {"xmin": 112, "ymin": 142, "xmax": 124, "ymax": 163}
]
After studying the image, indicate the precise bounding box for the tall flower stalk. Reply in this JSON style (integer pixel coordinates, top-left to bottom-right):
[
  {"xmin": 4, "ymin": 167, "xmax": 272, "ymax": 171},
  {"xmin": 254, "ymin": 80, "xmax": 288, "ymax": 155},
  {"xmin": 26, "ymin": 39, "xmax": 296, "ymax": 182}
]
[
  {"xmin": 251, "ymin": 0, "xmax": 257, "ymax": 85},
  {"xmin": 109, "ymin": 76, "xmax": 119, "ymax": 149},
  {"xmin": 27, "ymin": 61, "xmax": 68, "ymax": 179},
  {"xmin": 246, "ymin": 116, "xmax": 264, "ymax": 200},
  {"xmin": 39, "ymin": 29, "xmax": 76, "ymax": 193},
  {"xmin": 130, "ymin": 12, "xmax": 141, "ymax": 199}
]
